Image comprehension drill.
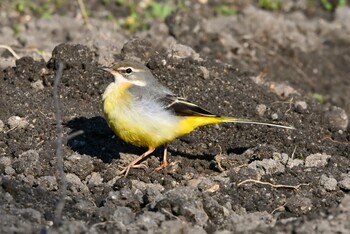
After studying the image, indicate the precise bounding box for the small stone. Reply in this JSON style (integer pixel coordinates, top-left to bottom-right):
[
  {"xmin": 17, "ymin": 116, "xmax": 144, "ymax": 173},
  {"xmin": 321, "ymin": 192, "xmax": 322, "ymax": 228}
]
[
  {"xmin": 8, "ymin": 116, "xmax": 29, "ymax": 129},
  {"xmin": 86, "ymin": 172, "xmax": 103, "ymax": 186},
  {"xmin": 273, "ymin": 152, "xmax": 289, "ymax": 164},
  {"xmin": 339, "ymin": 177, "xmax": 350, "ymax": 191},
  {"xmin": 295, "ymin": 101, "xmax": 307, "ymax": 113},
  {"xmin": 248, "ymin": 159, "xmax": 285, "ymax": 176},
  {"xmin": 320, "ymin": 175, "xmax": 337, "ymax": 191},
  {"xmin": 5, "ymin": 166, "xmax": 15, "ymax": 175},
  {"xmin": 0, "ymin": 156, "xmax": 12, "ymax": 167},
  {"xmin": 37, "ymin": 176, "xmax": 58, "ymax": 191},
  {"xmin": 64, "ymin": 153, "xmax": 94, "ymax": 180},
  {"xmin": 187, "ymin": 179, "xmax": 202, "ymax": 188},
  {"xmin": 287, "ymin": 159, "xmax": 304, "ymax": 168},
  {"xmin": 169, "ymin": 42, "xmax": 202, "ymax": 61},
  {"xmin": 272, "ymin": 83, "xmax": 298, "ymax": 98},
  {"xmin": 305, "ymin": 153, "xmax": 331, "ymax": 167},
  {"xmin": 197, "ymin": 177, "xmax": 216, "ymax": 191},
  {"xmin": 13, "ymin": 150, "xmax": 42, "ymax": 176},
  {"xmin": 66, "ymin": 173, "xmax": 89, "ymax": 195},
  {"xmin": 271, "ymin": 113, "xmax": 278, "ymax": 120},
  {"xmin": 199, "ymin": 66, "xmax": 210, "ymax": 79},
  {"xmin": 339, "ymin": 195, "xmax": 350, "ymax": 212},
  {"xmin": 31, "ymin": 80, "xmax": 44, "ymax": 91},
  {"xmin": 256, "ymin": 104, "xmax": 267, "ymax": 117},
  {"xmin": 323, "ymin": 106, "xmax": 348, "ymax": 131}
]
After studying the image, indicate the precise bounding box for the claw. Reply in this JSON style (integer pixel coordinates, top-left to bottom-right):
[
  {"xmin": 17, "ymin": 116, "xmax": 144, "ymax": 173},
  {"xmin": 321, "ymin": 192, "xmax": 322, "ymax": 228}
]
[
  {"xmin": 118, "ymin": 148, "xmax": 155, "ymax": 177},
  {"xmin": 154, "ymin": 144, "xmax": 169, "ymax": 172}
]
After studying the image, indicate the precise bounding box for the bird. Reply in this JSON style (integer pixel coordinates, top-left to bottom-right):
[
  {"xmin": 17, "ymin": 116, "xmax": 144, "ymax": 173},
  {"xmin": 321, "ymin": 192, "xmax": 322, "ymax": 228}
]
[{"xmin": 101, "ymin": 60, "xmax": 294, "ymax": 177}]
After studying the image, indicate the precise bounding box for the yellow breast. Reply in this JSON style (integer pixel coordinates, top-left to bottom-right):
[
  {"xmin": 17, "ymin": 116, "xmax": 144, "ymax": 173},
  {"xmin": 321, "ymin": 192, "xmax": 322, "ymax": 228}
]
[{"xmin": 102, "ymin": 82, "xmax": 182, "ymax": 148}]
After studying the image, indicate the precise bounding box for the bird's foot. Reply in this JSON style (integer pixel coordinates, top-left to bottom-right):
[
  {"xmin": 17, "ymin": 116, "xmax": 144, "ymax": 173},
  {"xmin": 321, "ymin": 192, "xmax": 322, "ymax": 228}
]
[
  {"xmin": 154, "ymin": 160, "xmax": 168, "ymax": 171},
  {"xmin": 119, "ymin": 163, "xmax": 148, "ymax": 177}
]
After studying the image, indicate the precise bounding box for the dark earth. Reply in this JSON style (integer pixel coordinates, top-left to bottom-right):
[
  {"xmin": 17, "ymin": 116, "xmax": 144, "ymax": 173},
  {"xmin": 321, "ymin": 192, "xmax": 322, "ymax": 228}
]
[{"xmin": 0, "ymin": 1, "xmax": 350, "ymax": 233}]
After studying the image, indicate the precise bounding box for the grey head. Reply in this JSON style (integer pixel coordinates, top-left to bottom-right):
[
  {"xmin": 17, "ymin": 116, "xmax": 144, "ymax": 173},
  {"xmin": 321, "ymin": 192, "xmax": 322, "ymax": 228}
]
[{"xmin": 102, "ymin": 60, "xmax": 173, "ymax": 98}]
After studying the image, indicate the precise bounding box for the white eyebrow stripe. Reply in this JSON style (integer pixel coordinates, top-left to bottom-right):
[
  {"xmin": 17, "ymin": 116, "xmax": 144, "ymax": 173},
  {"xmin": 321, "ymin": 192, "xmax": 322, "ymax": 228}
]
[{"xmin": 118, "ymin": 66, "xmax": 143, "ymax": 72}]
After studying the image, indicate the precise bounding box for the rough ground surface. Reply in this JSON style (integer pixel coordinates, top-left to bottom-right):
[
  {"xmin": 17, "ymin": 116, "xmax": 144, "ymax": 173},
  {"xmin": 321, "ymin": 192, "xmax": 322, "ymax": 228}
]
[{"xmin": 0, "ymin": 1, "xmax": 350, "ymax": 233}]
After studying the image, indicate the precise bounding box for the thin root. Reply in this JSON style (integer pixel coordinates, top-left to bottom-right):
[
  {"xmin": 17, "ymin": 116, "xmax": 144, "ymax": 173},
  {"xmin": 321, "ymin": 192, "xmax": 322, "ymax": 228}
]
[
  {"xmin": 0, "ymin": 45, "xmax": 20, "ymax": 59},
  {"xmin": 237, "ymin": 179, "xmax": 309, "ymax": 190}
]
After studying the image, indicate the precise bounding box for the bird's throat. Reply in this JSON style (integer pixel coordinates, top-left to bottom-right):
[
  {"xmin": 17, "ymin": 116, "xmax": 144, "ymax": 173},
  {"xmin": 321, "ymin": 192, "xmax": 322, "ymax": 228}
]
[{"xmin": 102, "ymin": 81, "xmax": 132, "ymax": 101}]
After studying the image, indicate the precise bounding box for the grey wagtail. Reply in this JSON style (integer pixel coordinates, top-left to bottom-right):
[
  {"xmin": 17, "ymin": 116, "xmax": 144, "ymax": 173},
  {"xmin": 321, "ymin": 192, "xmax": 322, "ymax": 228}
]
[{"xmin": 101, "ymin": 60, "xmax": 294, "ymax": 177}]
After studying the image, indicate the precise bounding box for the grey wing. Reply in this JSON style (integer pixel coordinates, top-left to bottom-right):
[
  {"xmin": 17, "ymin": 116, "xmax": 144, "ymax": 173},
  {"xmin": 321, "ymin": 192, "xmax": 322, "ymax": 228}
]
[{"xmin": 160, "ymin": 95, "xmax": 219, "ymax": 117}]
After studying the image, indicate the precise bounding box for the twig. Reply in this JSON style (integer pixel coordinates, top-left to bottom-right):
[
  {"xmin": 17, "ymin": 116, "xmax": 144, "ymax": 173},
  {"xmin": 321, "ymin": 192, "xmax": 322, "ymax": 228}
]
[
  {"xmin": 271, "ymin": 202, "xmax": 287, "ymax": 214},
  {"xmin": 64, "ymin": 130, "xmax": 85, "ymax": 144},
  {"xmin": 4, "ymin": 126, "xmax": 18, "ymax": 134},
  {"xmin": 0, "ymin": 45, "xmax": 20, "ymax": 59},
  {"xmin": 291, "ymin": 146, "xmax": 297, "ymax": 160},
  {"xmin": 53, "ymin": 62, "xmax": 67, "ymax": 226},
  {"xmin": 237, "ymin": 179, "xmax": 308, "ymax": 190},
  {"xmin": 285, "ymin": 97, "xmax": 294, "ymax": 114},
  {"xmin": 76, "ymin": 0, "xmax": 90, "ymax": 27},
  {"xmin": 90, "ymin": 221, "xmax": 118, "ymax": 232}
]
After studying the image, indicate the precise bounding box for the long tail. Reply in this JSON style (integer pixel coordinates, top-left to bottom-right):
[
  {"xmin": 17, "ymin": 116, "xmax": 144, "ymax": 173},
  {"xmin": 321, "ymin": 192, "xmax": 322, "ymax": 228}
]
[
  {"xmin": 178, "ymin": 116, "xmax": 294, "ymax": 138},
  {"xmin": 221, "ymin": 117, "xmax": 295, "ymax": 130}
]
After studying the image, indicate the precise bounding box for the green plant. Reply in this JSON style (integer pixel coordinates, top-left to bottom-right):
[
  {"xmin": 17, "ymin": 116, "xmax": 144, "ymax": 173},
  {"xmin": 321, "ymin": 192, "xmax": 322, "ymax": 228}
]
[
  {"xmin": 215, "ymin": 5, "xmax": 237, "ymax": 16},
  {"xmin": 12, "ymin": 23, "xmax": 22, "ymax": 34},
  {"xmin": 258, "ymin": 0, "xmax": 282, "ymax": 10},
  {"xmin": 311, "ymin": 93, "xmax": 326, "ymax": 104},
  {"xmin": 120, "ymin": 0, "xmax": 175, "ymax": 32},
  {"xmin": 13, "ymin": 0, "xmax": 51, "ymax": 17},
  {"xmin": 321, "ymin": 0, "xmax": 346, "ymax": 11},
  {"xmin": 147, "ymin": 2, "xmax": 173, "ymax": 20}
]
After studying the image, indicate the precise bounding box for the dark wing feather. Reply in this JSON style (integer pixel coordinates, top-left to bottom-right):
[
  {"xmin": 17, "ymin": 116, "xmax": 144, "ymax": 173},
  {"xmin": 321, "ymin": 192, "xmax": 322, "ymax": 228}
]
[{"xmin": 160, "ymin": 95, "xmax": 219, "ymax": 117}]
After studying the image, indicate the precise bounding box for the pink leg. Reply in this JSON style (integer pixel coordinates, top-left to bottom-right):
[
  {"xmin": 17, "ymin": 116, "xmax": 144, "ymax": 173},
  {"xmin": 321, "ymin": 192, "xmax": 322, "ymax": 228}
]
[
  {"xmin": 155, "ymin": 144, "xmax": 169, "ymax": 171},
  {"xmin": 119, "ymin": 147, "xmax": 155, "ymax": 177}
]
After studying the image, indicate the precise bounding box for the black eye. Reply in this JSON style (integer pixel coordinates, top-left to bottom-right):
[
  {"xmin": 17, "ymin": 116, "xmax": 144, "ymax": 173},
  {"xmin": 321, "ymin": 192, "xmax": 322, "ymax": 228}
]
[{"xmin": 125, "ymin": 68, "xmax": 132, "ymax": 74}]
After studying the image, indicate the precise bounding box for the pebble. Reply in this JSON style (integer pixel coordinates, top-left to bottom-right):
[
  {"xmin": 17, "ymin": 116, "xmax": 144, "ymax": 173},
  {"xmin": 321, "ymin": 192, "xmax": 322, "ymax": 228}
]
[
  {"xmin": 256, "ymin": 104, "xmax": 267, "ymax": 117},
  {"xmin": 320, "ymin": 174, "xmax": 337, "ymax": 191},
  {"xmin": 323, "ymin": 106, "xmax": 348, "ymax": 131},
  {"xmin": 31, "ymin": 80, "xmax": 45, "ymax": 91},
  {"xmin": 272, "ymin": 83, "xmax": 298, "ymax": 97},
  {"xmin": 304, "ymin": 153, "xmax": 331, "ymax": 167},
  {"xmin": 271, "ymin": 113, "xmax": 279, "ymax": 120},
  {"xmin": 5, "ymin": 166, "xmax": 15, "ymax": 175},
  {"xmin": 8, "ymin": 116, "xmax": 29, "ymax": 129},
  {"xmin": 86, "ymin": 172, "xmax": 103, "ymax": 186},
  {"xmin": 0, "ymin": 156, "xmax": 12, "ymax": 167},
  {"xmin": 248, "ymin": 159, "xmax": 285, "ymax": 175},
  {"xmin": 338, "ymin": 177, "xmax": 350, "ymax": 191},
  {"xmin": 295, "ymin": 101, "xmax": 307, "ymax": 113},
  {"xmin": 199, "ymin": 66, "xmax": 210, "ymax": 79},
  {"xmin": 66, "ymin": 173, "xmax": 90, "ymax": 195},
  {"xmin": 37, "ymin": 176, "xmax": 58, "ymax": 191}
]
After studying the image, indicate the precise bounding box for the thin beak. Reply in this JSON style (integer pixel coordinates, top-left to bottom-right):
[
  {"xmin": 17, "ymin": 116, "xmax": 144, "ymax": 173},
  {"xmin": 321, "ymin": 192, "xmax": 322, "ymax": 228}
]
[
  {"xmin": 99, "ymin": 66, "xmax": 112, "ymax": 72},
  {"xmin": 99, "ymin": 66, "xmax": 146, "ymax": 87},
  {"xmin": 99, "ymin": 66, "xmax": 120, "ymax": 77}
]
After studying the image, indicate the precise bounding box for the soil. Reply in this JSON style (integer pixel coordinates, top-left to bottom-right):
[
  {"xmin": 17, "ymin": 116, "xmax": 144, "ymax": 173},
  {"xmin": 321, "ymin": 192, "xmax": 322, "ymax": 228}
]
[{"xmin": 0, "ymin": 1, "xmax": 349, "ymax": 233}]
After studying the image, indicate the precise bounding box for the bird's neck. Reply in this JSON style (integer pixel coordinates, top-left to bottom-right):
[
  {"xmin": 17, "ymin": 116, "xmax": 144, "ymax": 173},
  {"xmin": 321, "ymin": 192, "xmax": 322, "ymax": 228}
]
[{"xmin": 102, "ymin": 81, "xmax": 132, "ymax": 101}]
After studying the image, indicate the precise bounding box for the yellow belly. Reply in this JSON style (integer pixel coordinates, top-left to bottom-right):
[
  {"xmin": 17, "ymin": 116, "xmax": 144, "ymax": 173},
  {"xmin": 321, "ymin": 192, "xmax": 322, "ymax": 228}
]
[
  {"xmin": 103, "ymin": 90, "xmax": 181, "ymax": 148},
  {"xmin": 102, "ymin": 82, "xmax": 225, "ymax": 148}
]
